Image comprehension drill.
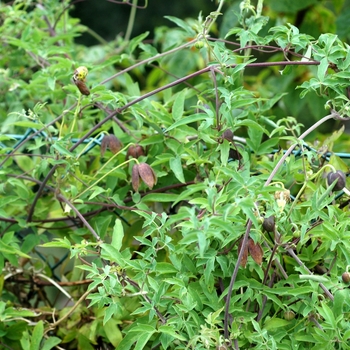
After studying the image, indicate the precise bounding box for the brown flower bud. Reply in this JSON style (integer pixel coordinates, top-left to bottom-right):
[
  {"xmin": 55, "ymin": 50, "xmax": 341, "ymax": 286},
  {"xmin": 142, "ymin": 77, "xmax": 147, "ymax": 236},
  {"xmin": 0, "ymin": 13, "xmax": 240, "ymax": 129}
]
[
  {"xmin": 138, "ymin": 163, "xmax": 157, "ymax": 189},
  {"xmin": 248, "ymin": 238, "xmax": 263, "ymax": 265},
  {"xmin": 131, "ymin": 163, "xmax": 157, "ymax": 192},
  {"xmin": 108, "ymin": 135, "xmax": 123, "ymax": 154},
  {"xmin": 342, "ymin": 272, "xmax": 350, "ymax": 284},
  {"xmin": 222, "ymin": 129, "xmax": 234, "ymax": 142},
  {"xmin": 262, "ymin": 215, "xmax": 275, "ymax": 232},
  {"xmin": 101, "ymin": 136, "xmax": 109, "ymax": 157},
  {"xmin": 101, "ymin": 134, "xmax": 123, "ymax": 156},
  {"xmin": 126, "ymin": 144, "xmax": 145, "ymax": 159},
  {"xmin": 238, "ymin": 239, "xmax": 248, "ymax": 267},
  {"xmin": 132, "ymin": 164, "xmax": 140, "ymax": 192}
]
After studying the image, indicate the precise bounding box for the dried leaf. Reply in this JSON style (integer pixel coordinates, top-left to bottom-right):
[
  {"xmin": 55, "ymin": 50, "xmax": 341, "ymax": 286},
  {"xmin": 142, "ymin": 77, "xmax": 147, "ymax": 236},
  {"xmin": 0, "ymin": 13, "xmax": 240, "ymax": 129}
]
[
  {"xmin": 248, "ymin": 239, "xmax": 263, "ymax": 265},
  {"xmin": 238, "ymin": 239, "xmax": 248, "ymax": 267},
  {"xmin": 138, "ymin": 163, "xmax": 157, "ymax": 189},
  {"xmin": 132, "ymin": 164, "xmax": 140, "ymax": 192}
]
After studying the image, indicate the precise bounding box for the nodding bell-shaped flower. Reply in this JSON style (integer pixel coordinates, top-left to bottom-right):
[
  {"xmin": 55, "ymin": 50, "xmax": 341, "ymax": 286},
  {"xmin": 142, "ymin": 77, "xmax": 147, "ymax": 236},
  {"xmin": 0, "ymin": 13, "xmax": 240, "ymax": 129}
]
[
  {"xmin": 132, "ymin": 163, "xmax": 157, "ymax": 192},
  {"xmin": 126, "ymin": 144, "xmax": 145, "ymax": 160},
  {"xmin": 101, "ymin": 134, "xmax": 123, "ymax": 156}
]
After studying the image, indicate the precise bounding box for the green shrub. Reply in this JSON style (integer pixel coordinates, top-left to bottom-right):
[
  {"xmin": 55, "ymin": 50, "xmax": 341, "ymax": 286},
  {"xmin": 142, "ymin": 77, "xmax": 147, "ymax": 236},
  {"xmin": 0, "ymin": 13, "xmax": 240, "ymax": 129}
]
[{"xmin": 1, "ymin": 0, "xmax": 350, "ymax": 349}]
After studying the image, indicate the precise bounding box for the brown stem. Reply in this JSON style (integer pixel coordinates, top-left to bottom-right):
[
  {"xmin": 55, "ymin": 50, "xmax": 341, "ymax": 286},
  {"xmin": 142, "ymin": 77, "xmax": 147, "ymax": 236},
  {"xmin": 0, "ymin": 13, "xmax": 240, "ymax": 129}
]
[
  {"xmin": 56, "ymin": 195, "xmax": 101, "ymax": 241},
  {"xmin": 224, "ymin": 220, "xmax": 252, "ymax": 339}
]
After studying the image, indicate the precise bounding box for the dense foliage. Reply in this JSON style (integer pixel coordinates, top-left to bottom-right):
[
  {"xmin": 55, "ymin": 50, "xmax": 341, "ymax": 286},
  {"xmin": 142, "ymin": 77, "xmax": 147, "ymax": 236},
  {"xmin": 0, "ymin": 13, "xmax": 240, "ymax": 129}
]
[{"xmin": 1, "ymin": 0, "xmax": 350, "ymax": 349}]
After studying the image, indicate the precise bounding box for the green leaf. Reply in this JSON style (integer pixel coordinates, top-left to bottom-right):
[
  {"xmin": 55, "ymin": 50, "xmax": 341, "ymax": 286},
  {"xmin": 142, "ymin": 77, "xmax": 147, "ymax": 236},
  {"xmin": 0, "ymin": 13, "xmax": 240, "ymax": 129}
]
[
  {"xmin": 264, "ymin": 317, "xmax": 291, "ymax": 330},
  {"xmin": 128, "ymin": 32, "xmax": 150, "ymax": 54},
  {"xmin": 51, "ymin": 143, "xmax": 76, "ymax": 158},
  {"xmin": 333, "ymin": 289, "xmax": 348, "ymax": 318},
  {"xmin": 141, "ymin": 193, "xmax": 180, "ymax": 203},
  {"xmin": 219, "ymin": 140, "xmax": 230, "ymax": 165},
  {"xmin": 158, "ymin": 326, "xmax": 187, "ymax": 340},
  {"xmin": 3, "ymin": 308, "xmax": 38, "ymax": 319},
  {"xmin": 103, "ymin": 303, "xmax": 118, "ymax": 325},
  {"xmin": 12, "ymin": 121, "xmax": 43, "ymax": 129},
  {"xmin": 20, "ymin": 330, "xmax": 30, "ymax": 350},
  {"xmin": 100, "ymin": 243, "xmax": 125, "ymax": 267},
  {"xmin": 169, "ymin": 156, "xmax": 185, "ymax": 183},
  {"xmin": 30, "ymin": 320, "xmax": 43, "ymax": 350},
  {"xmin": 111, "ymin": 218, "xmax": 124, "ymax": 251},
  {"xmin": 0, "ymin": 239, "xmax": 31, "ymax": 259},
  {"xmin": 104, "ymin": 318, "xmax": 123, "ymax": 347},
  {"xmin": 317, "ymin": 57, "xmax": 329, "ymax": 82},
  {"xmin": 88, "ymin": 186, "xmax": 106, "ymax": 200},
  {"xmin": 156, "ymin": 262, "xmax": 178, "ymax": 274},
  {"xmin": 164, "ymin": 16, "xmax": 196, "ymax": 36},
  {"xmin": 40, "ymin": 237, "xmax": 71, "ymax": 249},
  {"xmin": 41, "ymin": 337, "xmax": 61, "ymax": 350},
  {"xmin": 14, "ymin": 155, "xmax": 35, "ymax": 173},
  {"xmin": 329, "ymin": 154, "xmax": 348, "ymax": 173},
  {"xmin": 172, "ymin": 90, "xmax": 186, "ymax": 121},
  {"xmin": 317, "ymin": 303, "xmax": 336, "ymax": 329},
  {"xmin": 165, "ymin": 113, "xmax": 207, "ymax": 132}
]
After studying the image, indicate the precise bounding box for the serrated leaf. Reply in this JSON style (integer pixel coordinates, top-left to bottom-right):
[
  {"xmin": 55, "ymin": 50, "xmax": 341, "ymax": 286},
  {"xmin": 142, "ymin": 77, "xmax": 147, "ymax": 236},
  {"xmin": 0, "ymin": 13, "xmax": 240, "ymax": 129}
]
[
  {"xmin": 100, "ymin": 243, "xmax": 125, "ymax": 266},
  {"xmin": 158, "ymin": 326, "xmax": 187, "ymax": 340}
]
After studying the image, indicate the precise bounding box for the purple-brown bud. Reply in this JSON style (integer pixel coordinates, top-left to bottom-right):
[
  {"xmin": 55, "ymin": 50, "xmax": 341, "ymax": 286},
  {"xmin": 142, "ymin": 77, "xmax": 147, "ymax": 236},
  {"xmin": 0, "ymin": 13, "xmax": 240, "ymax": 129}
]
[
  {"xmin": 126, "ymin": 144, "xmax": 145, "ymax": 159},
  {"xmin": 131, "ymin": 163, "xmax": 157, "ymax": 192},
  {"xmin": 101, "ymin": 134, "xmax": 123, "ymax": 156}
]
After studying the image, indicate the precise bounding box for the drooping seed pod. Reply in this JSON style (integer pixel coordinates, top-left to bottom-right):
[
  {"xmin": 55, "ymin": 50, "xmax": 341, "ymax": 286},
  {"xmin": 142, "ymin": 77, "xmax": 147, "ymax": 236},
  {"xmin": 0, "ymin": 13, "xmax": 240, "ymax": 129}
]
[
  {"xmin": 74, "ymin": 79, "xmax": 90, "ymax": 96},
  {"xmin": 73, "ymin": 66, "xmax": 90, "ymax": 95},
  {"xmin": 342, "ymin": 272, "xmax": 350, "ymax": 284}
]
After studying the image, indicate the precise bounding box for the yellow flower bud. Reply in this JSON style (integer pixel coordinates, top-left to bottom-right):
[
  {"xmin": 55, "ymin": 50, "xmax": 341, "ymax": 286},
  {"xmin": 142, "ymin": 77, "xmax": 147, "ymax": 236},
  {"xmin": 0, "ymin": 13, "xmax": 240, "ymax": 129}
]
[{"xmin": 73, "ymin": 66, "xmax": 88, "ymax": 82}]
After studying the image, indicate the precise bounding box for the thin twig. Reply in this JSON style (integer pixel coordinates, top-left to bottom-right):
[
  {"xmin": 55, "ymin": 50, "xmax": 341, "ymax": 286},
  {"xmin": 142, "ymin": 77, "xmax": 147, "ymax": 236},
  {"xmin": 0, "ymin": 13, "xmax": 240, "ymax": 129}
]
[
  {"xmin": 47, "ymin": 287, "xmax": 93, "ymax": 332},
  {"xmin": 56, "ymin": 195, "xmax": 101, "ymax": 241}
]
